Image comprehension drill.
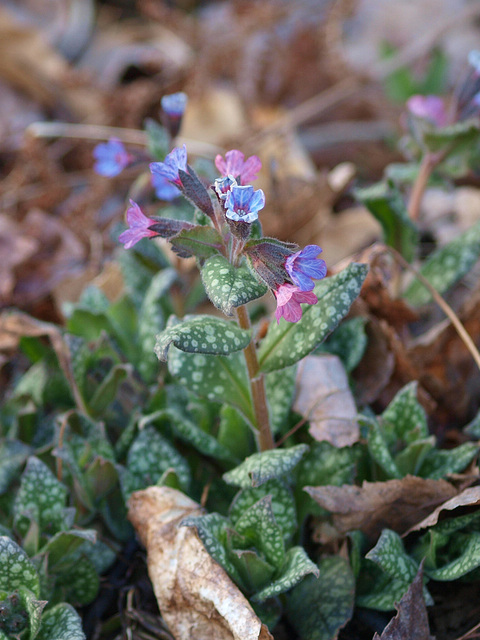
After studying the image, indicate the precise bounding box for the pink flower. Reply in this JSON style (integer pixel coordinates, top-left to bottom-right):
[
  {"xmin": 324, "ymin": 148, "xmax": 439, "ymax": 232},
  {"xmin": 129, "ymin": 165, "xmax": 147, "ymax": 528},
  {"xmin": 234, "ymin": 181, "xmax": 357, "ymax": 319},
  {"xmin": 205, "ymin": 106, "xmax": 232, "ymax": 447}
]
[
  {"xmin": 215, "ymin": 150, "xmax": 261, "ymax": 185},
  {"xmin": 406, "ymin": 95, "xmax": 448, "ymax": 127},
  {"xmin": 118, "ymin": 200, "xmax": 158, "ymax": 249},
  {"xmin": 274, "ymin": 284, "xmax": 318, "ymax": 324}
]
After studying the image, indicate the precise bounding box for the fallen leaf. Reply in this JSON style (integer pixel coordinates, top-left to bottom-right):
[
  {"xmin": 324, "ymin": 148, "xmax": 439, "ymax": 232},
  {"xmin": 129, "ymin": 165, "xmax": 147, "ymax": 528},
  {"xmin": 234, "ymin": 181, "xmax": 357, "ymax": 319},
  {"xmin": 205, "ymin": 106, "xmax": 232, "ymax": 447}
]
[
  {"xmin": 293, "ymin": 355, "xmax": 359, "ymax": 447},
  {"xmin": 128, "ymin": 486, "xmax": 273, "ymax": 640},
  {"xmin": 373, "ymin": 563, "xmax": 435, "ymax": 640},
  {"xmin": 405, "ymin": 486, "xmax": 480, "ymax": 535},
  {"xmin": 306, "ymin": 476, "xmax": 458, "ymax": 541}
]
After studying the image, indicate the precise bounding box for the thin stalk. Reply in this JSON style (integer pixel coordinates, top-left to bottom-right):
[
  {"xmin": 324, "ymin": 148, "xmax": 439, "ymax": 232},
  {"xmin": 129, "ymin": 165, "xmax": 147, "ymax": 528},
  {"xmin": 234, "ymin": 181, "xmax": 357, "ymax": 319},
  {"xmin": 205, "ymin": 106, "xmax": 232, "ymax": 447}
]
[
  {"xmin": 407, "ymin": 152, "xmax": 442, "ymax": 222},
  {"xmin": 235, "ymin": 305, "xmax": 274, "ymax": 451}
]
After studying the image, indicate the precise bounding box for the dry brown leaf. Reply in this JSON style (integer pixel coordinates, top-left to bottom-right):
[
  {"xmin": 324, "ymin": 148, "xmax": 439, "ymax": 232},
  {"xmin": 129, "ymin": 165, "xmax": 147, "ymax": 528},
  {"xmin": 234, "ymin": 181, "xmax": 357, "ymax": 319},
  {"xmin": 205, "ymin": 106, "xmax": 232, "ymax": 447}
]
[
  {"xmin": 306, "ymin": 476, "xmax": 458, "ymax": 541},
  {"xmin": 405, "ymin": 486, "xmax": 480, "ymax": 535},
  {"xmin": 293, "ymin": 355, "xmax": 359, "ymax": 447},
  {"xmin": 128, "ymin": 486, "xmax": 273, "ymax": 640}
]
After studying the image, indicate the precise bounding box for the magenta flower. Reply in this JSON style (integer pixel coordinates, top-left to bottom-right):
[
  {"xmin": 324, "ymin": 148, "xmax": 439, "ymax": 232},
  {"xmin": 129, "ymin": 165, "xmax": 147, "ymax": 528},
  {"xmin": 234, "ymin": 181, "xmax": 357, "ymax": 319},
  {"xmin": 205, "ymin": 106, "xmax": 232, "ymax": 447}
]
[
  {"xmin": 406, "ymin": 95, "xmax": 448, "ymax": 127},
  {"xmin": 274, "ymin": 284, "xmax": 318, "ymax": 324},
  {"xmin": 215, "ymin": 150, "xmax": 262, "ymax": 185},
  {"xmin": 225, "ymin": 184, "xmax": 265, "ymax": 223},
  {"xmin": 150, "ymin": 145, "xmax": 187, "ymax": 187},
  {"xmin": 93, "ymin": 138, "xmax": 132, "ymax": 177},
  {"xmin": 118, "ymin": 200, "xmax": 158, "ymax": 249},
  {"xmin": 285, "ymin": 245, "xmax": 327, "ymax": 291},
  {"xmin": 161, "ymin": 92, "xmax": 188, "ymax": 117},
  {"xmin": 151, "ymin": 174, "xmax": 181, "ymax": 201}
]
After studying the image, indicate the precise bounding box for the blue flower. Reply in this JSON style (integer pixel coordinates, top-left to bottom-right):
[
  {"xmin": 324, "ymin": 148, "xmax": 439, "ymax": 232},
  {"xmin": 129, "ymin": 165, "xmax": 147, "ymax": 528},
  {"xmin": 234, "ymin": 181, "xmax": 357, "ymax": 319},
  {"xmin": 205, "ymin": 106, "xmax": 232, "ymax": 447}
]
[
  {"xmin": 150, "ymin": 145, "xmax": 187, "ymax": 187},
  {"xmin": 285, "ymin": 245, "xmax": 327, "ymax": 291},
  {"xmin": 225, "ymin": 185, "xmax": 265, "ymax": 223},
  {"xmin": 214, "ymin": 175, "xmax": 238, "ymax": 201},
  {"xmin": 93, "ymin": 138, "xmax": 132, "ymax": 177},
  {"xmin": 161, "ymin": 92, "xmax": 188, "ymax": 117},
  {"xmin": 151, "ymin": 174, "xmax": 181, "ymax": 201}
]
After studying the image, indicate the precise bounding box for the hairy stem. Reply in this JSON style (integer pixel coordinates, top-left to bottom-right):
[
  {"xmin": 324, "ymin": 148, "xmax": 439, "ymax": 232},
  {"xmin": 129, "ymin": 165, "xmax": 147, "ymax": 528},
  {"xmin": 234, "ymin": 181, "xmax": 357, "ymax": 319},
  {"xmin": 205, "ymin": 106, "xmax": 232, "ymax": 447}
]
[
  {"xmin": 235, "ymin": 305, "xmax": 274, "ymax": 451},
  {"xmin": 407, "ymin": 152, "xmax": 439, "ymax": 222}
]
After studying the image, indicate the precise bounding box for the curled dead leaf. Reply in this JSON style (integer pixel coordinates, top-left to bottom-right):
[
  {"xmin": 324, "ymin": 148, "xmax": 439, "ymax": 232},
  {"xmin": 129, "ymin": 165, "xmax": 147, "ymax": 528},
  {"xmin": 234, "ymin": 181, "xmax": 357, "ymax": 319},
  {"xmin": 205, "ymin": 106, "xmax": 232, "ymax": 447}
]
[
  {"xmin": 306, "ymin": 476, "xmax": 458, "ymax": 541},
  {"xmin": 405, "ymin": 486, "xmax": 480, "ymax": 535},
  {"xmin": 293, "ymin": 355, "xmax": 359, "ymax": 447},
  {"xmin": 128, "ymin": 486, "xmax": 273, "ymax": 640}
]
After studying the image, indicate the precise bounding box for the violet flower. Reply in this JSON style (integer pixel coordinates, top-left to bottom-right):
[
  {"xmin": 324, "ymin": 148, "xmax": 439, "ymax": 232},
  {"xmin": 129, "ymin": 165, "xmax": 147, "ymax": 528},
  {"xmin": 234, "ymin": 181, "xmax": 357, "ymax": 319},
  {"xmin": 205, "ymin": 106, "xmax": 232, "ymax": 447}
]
[
  {"xmin": 215, "ymin": 150, "xmax": 262, "ymax": 185},
  {"xmin": 118, "ymin": 200, "xmax": 158, "ymax": 249},
  {"xmin": 150, "ymin": 145, "xmax": 187, "ymax": 187},
  {"xmin": 93, "ymin": 138, "xmax": 132, "ymax": 177},
  {"xmin": 274, "ymin": 284, "xmax": 318, "ymax": 324},
  {"xmin": 406, "ymin": 95, "xmax": 448, "ymax": 127},
  {"xmin": 285, "ymin": 245, "xmax": 327, "ymax": 291},
  {"xmin": 161, "ymin": 92, "xmax": 188, "ymax": 118},
  {"xmin": 225, "ymin": 184, "xmax": 265, "ymax": 223},
  {"xmin": 151, "ymin": 174, "xmax": 181, "ymax": 201}
]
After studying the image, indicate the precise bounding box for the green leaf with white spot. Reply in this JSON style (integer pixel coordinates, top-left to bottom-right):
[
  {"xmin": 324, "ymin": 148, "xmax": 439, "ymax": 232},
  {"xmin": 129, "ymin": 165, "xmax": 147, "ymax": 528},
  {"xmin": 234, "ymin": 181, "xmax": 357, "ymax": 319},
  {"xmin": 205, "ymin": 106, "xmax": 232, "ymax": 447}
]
[
  {"xmin": 394, "ymin": 438, "xmax": 436, "ymax": 477},
  {"xmin": 40, "ymin": 529, "xmax": 97, "ymax": 569},
  {"xmin": 419, "ymin": 442, "xmax": 479, "ymax": 479},
  {"xmin": 424, "ymin": 532, "xmax": 480, "ymax": 581},
  {"xmin": 229, "ymin": 480, "xmax": 297, "ymax": 541},
  {"xmin": 18, "ymin": 585, "xmax": 46, "ymax": 640},
  {"xmin": 230, "ymin": 550, "xmax": 276, "ymax": 594},
  {"xmin": 258, "ymin": 263, "xmax": 368, "ymax": 373},
  {"xmin": 64, "ymin": 334, "xmax": 89, "ymax": 392},
  {"xmin": 381, "ymin": 382, "xmax": 428, "ymax": 444},
  {"xmin": 181, "ymin": 513, "xmax": 245, "ymax": 588},
  {"xmin": 139, "ymin": 408, "xmax": 234, "ymax": 462},
  {"xmin": 120, "ymin": 427, "xmax": 190, "ymax": 499},
  {"xmin": 317, "ymin": 316, "xmax": 368, "ymax": 372},
  {"xmin": 217, "ymin": 406, "xmax": 254, "ymax": 461},
  {"xmin": 362, "ymin": 416, "xmax": 401, "ymax": 479},
  {"xmin": 403, "ymin": 220, "xmax": 480, "ymax": 306},
  {"xmin": 0, "ymin": 536, "xmax": 40, "ymax": 596},
  {"xmin": 59, "ymin": 555, "xmax": 99, "ymax": 605},
  {"xmin": 286, "ymin": 556, "xmax": 355, "ymax": 640},
  {"xmin": 201, "ymin": 255, "xmax": 267, "ymax": 316},
  {"xmin": 168, "ymin": 348, "xmax": 255, "ymax": 425},
  {"xmin": 234, "ymin": 496, "xmax": 285, "ymax": 567},
  {"xmin": 424, "ymin": 119, "xmax": 480, "ymax": 153},
  {"xmin": 0, "ymin": 440, "xmax": 31, "ymax": 494},
  {"xmin": 14, "ymin": 457, "xmax": 68, "ymax": 538},
  {"xmin": 265, "ymin": 365, "xmax": 297, "ymax": 435},
  {"xmin": 223, "ymin": 444, "xmax": 308, "ymax": 489},
  {"xmin": 155, "ymin": 315, "xmax": 251, "ymax": 361},
  {"xmin": 36, "ymin": 603, "xmax": 85, "ymax": 640},
  {"xmin": 355, "ymin": 181, "xmax": 418, "ymax": 261},
  {"xmin": 170, "ymin": 226, "xmax": 224, "ymax": 259},
  {"xmin": 253, "ymin": 546, "xmax": 319, "ymax": 602},
  {"xmin": 138, "ymin": 268, "xmax": 177, "ymax": 381}
]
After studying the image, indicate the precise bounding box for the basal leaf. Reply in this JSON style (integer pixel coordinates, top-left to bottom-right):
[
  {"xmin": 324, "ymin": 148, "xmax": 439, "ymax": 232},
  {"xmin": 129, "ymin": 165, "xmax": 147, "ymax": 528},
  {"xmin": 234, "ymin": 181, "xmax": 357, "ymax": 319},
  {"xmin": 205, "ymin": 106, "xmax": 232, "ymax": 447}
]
[
  {"xmin": 87, "ymin": 363, "xmax": 132, "ymax": 416},
  {"xmin": 230, "ymin": 550, "xmax": 276, "ymax": 595},
  {"xmin": 0, "ymin": 440, "xmax": 31, "ymax": 494},
  {"xmin": 170, "ymin": 226, "xmax": 223, "ymax": 259},
  {"xmin": 234, "ymin": 496, "xmax": 285, "ymax": 567},
  {"xmin": 265, "ymin": 366, "xmax": 297, "ymax": 435},
  {"xmin": 18, "ymin": 585, "xmax": 46, "ymax": 640},
  {"xmin": 201, "ymin": 255, "xmax": 267, "ymax": 316},
  {"xmin": 229, "ymin": 479, "xmax": 297, "ymax": 541},
  {"xmin": 40, "ymin": 530, "xmax": 97, "ymax": 569},
  {"xmin": 317, "ymin": 316, "xmax": 368, "ymax": 373},
  {"xmin": 363, "ymin": 416, "xmax": 401, "ymax": 479},
  {"xmin": 258, "ymin": 263, "xmax": 368, "ymax": 373},
  {"xmin": 0, "ymin": 537, "xmax": 39, "ymax": 596},
  {"xmin": 424, "ymin": 532, "xmax": 480, "ymax": 581},
  {"xmin": 155, "ymin": 315, "xmax": 251, "ymax": 361},
  {"xmin": 168, "ymin": 348, "xmax": 255, "ymax": 425},
  {"xmin": 223, "ymin": 444, "xmax": 308, "ymax": 489},
  {"xmin": 381, "ymin": 382, "xmax": 428, "ymax": 443},
  {"xmin": 253, "ymin": 546, "xmax": 319, "ymax": 602},
  {"xmin": 217, "ymin": 406, "xmax": 254, "ymax": 461},
  {"xmin": 286, "ymin": 556, "xmax": 355, "ymax": 640},
  {"xmin": 36, "ymin": 603, "xmax": 85, "ymax": 640},
  {"xmin": 58, "ymin": 555, "xmax": 99, "ymax": 606},
  {"xmin": 13, "ymin": 457, "xmax": 68, "ymax": 538},
  {"xmin": 403, "ymin": 220, "xmax": 480, "ymax": 306},
  {"xmin": 419, "ymin": 442, "xmax": 479, "ymax": 479},
  {"xmin": 355, "ymin": 181, "xmax": 418, "ymax": 261},
  {"xmin": 120, "ymin": 427, "xmax": 190, "ymax": 499}
]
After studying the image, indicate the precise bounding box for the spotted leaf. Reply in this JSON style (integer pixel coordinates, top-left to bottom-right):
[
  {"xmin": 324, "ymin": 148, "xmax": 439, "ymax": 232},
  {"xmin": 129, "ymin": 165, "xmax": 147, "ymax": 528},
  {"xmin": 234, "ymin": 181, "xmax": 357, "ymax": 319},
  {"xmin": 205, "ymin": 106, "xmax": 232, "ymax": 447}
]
[
  {"xmin": 223, "ymin": 444, "xmax": 308, "ymax": 489},
  {"xmin": 0, "ymin": 440, "xmax": 30, "ymax": 494},
  {"xmin": 381, "ymin": 382, "xmax": 428, "ymax": 444},
  {"xmin": 36, "ymin": 603, "xmax": 85, "ymax": 640},
  {"xmin": 233, "ymin": 495, "xmax": 285, "ymax": 567},
  {"xmin": 56, "ymin": 555, "xmax": 99, "ymax": 606},
  {"xmin": 286, "ymin": 556, "xmax": 355, "ymax": 640},
  {"xmin": 169, "ymin": 226, "xmax": 223, "ymax": 259},
  {"xmin": 253, "ymin": 546, "xmax": 319, "ymax": 602},
  {"xmin": 40, "ymin": 529, "xmax": 97, "ymax": 569},
  {"xmin": 420, "ymin": 442, "xmax": 479, "ymax": 479},
  {"xmin": 155, "ymin": 315, "xmax": 251, "ymax": 361},
  {"xmin": 265, "ymin": 365, "xmax": 297, "ymax": 435},
  {"xmin": 258, "ymin": 263, "xmax": 368, "ymax": 373},
  {"xmin": 168, "ymin": 348, "xmax": 255, "ymax": 425},
  {"xmin": 201, "ymin": 255, "xmax": 267, "ymax": 316},
  {"xmin": 0, "ymin": 536, "xmax": 40, "ymax": 596},
  {"xmin": 424, "ymin": 532, "xmax": 480, "ymax": 581},
  {"xmin": 18, "ymin": 585, "xmax": 47, "ymax": 640},
  {"xmin": 403, "ymin": 220, "xmax": 480, "ymax": 306}
]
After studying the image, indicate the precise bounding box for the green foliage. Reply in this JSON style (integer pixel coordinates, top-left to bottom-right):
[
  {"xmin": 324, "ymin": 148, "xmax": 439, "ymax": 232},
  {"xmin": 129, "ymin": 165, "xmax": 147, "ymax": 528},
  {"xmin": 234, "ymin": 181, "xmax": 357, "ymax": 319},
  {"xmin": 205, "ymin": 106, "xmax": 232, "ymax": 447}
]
[
  {"xmin": 258, "ymin": 263, "xmax": 368, "ymax": 373},
  {"xmin": 35, "ymin": 603, "xmax": 85, "ymax": 640},
  {"xmin": 286, "ymin": 556, "xmax": 355, "ymax": 640},
  {"xmin": 201, "ymin": 255, "xmax": 267, "ymax": 316},
  {"xmin": 356, "ymin": 181, "xmax": 419, "ymax": 260},
  {"xmin": 155, "ymin": 315, "xmax": 251, "ymax": 360},
  {"xmin": 145, "ymin": 119, "xmax": 169, "ymax": 160},
  {"xmin": 170, "ymin": 226, "xmax": 224, "ymax": 259},
  {"xmin": 317, "ymin": 316, "xmax": 368, "ymax": 373},
  {"xmin": 403, "ymin": 220, "xmax": 480, "ymax": 306}
]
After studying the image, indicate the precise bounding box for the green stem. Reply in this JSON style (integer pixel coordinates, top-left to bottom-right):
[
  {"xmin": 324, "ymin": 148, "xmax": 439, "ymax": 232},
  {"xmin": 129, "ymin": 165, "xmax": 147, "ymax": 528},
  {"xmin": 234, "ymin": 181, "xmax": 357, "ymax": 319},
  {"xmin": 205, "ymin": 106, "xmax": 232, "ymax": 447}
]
[{"xmin": 235, "ymin": 305, "xmax": 274, "ymax": 451}]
